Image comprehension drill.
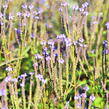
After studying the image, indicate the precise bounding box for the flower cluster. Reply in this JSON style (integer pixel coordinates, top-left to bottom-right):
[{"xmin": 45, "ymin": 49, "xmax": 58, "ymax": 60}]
[
  {"xmin": 36, "ymin": 74, "xmax": 47, "ymax": 84},
  {"xmin": 6, "ymin": 67, "xmax": 12, "ymax": 72}
]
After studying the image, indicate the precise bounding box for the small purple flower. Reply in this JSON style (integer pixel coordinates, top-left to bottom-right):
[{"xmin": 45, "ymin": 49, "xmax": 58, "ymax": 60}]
[
  {"xmin": 43, "ymin": 47, "xmax": 48, "ymax": 52},
  {"xmin": 8, "ymin": 0, "xmax": 13, "ymax": 1},
  {"xmin": 33, "ymin": 11, "xmax": 38, "ymax": 15},
  {"xmin": 16, "ymin": 12, "xmax": 22, "ymax": 17},
  {"xmin": 42, "ymin": 79, "xmax": 47, "ymax": 84},
  {"xmin": 59, "ymin": 8, "xmax": 63, "ymax": 12},
  {"xmin": 11, "ymin": 78, "xmax": 18, "ymax": 82},
  {"xmin": 82, "ymin": 2, "xmax": 89, "ymax": 8},
  {"xmin": 48, "ymin": 40, "xmax": 54, "ymax": 46},
  {"xmin": 16, "ymin": 28, "xmax": 21, "ymax": 37},
  {"xmin": 6, "ymin": 67, "xmax": 12, "ymax": 72},
  {"xmin": 0, "ymin": 21, "xmax": 4, "ymax": 26},
  {"xmin": 64, "ymin": 38, "xmax": 72, "ymax": 47},
  {"xmin": 3, "ymin": 4, "xmax": 8, "ymax": 9},
  {"xmin": 5, "ymin": 76, "xmax": 12, "ymax": 82},
  {"xmin": 46, "ymin": 56, "xmax": 51, "ymax": 61},
  {"xmin": 37, "ymin": 8, "xmax": 43, "ymax": 14},
  {"xmin": 19, "ymin": 73, "xmax": 27, "ymax": 79},
  {"xmin": 0, "ymin": 89, "xmax": 6, "ymax": 96},
  {"xmin": 90, "ymin": 94, "xmax": 95, "ymax": 101},
  {"xmin": 79, "ymin": 8, "xmax": 84, "ymax": 12},
  {"xmin": 34, "ymin": 16, "xmax": 40, "ymax": 20},
  {"xmin": 74, "ymin": 94, "xmax": 80, "ymax": 100},
  {"xmin": 29, "ymin": 5, "xmax": 34, "ymax": 10},
  {"xmin": 0, "ymin": 13, "xmax": 3, "ymax": 19},
  {"xmin": 22, "ymin": 4, "xmax": 27, "ymax": 9},
  {"xmin": 66, "ymin": 101, "xmax": 69, "ymax": 105},
  {"xmin": 58, "ymin": 59, "xmax": 64, "ymax": 64},
  {"xmin": 83, "ymin": 86, "xmax": 89, "ymax": 92},
  {"xmin": 2, "ymin": 106, "xmax": 8, "ymax": 109},
  {"xmin": 61, "ymin": 2, "xmax": 68, "ymax": 7},
  {"xmin": 83, "ymin": 11, "xmax": 88, "ymax": 16},
  {"xmin": 91, "ymin": 21, "xmax": 98, "ymax": 25},
  {"xmin": 72, "ymin": 5, "xmax": 79, "ymax": 11},
  {"xmin": 43, "ymin": 51, "xmax": 49, "ymax": 56},
  {"xmin": 23, "ymin": 12, "xmax": 30, "ymax": 18},
  {"xmin": 41, "ymin": 41, "xmax": 46, "ymax": 46},
  {"xmin": 73, "ymin": 41, "xmax": 77, "ymax": 45},
  {"xmin": 78, "ymin": 43, "xmax": 83, "ymax": 47},
  {"xmin": 20, "ymin": 82, "xmax": 25, "ymax": 87},
  {"xmin": 77, "ymin": 104, "xmax": 82, "ymax": 108},
  {"xmin": 53, "ymin": 53, "xmax": 58, "ymax": 57},
  {"xmin": 33, "ymin": 63, "xmax": 38, "ymax": 67},
  {"xmin": 103, "ymin": 40, "xmax": 108, "ymax": 48},
  {"xmin": 35, "ymin": 54, "xmax": 43, "ymax": 59},
  {"xmin": 106, "ymin": 22, "xmax": 109, "ymax": 29},
  {"xmin": 103, "ymin": 50, "xmax": 108, "ymax": 54},
  {"xmin": 78, "ymin": 38, "xmax": 84, "ymax": 43},
  {"xmin": 36, "ymin": 74, "xmax": 43, "ymax": 80},
  {"xmin": 57, "ymin": 34, "xmax": 66, "ymax": 39},
  {"xmin": 39, "ymin": 0, "xmax": 46, "ymax": 4},
  {"xmin": 91, "ymin": 49, "xmax": 96, "ymax": 54},
  {"xmin": 83, "ymin": 44, "xmax": 88, "ymax": 48},
  {"xmin": 29, "ymin": 72, "xmax": 34, "ymax": 75},
  {"xmin": 80, "ymin": 93, "xmax": 87, "ymax": 98},
  {"xmin": 9, "ymin": 14, "xmax": 14, "ymax": 20},
  {"xmin": 31, "ymin": 33, "xmax": 34, "ymax": 38},
  {"xmin": 45, "ymin": 23, "xmax": 53, "ymax": 28}
]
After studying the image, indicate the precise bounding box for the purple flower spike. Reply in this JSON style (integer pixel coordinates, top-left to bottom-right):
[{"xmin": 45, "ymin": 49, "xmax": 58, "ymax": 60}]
[
  {"xmin": 42, "ymin": 79, "xmax": 47, "ymax": 84},
  {"xmin": 17, "ymin": 12, "xmax": 22, "ymax": 17},
  {"xmin": 6, "ymin": 67, "xmax": 12, "ymax": 72},
  {"xmin": 48, "ymin": 40, "xmax": 54, "ymax": 46},
  {"xmin": 35, "ymin": 54, "xmax": 43, "ymax": 59},
  {"xmin": 20, "ymin": 82, "xmax": 25, "ymax": 87},
  {"xmin": 82, "ymin": 2, "xmax": 89, "ymax": 8},
  {"xmin": 57, "ymin": 34, "xmax": 66, "ymax": 39},
  {"xmin": 64, "ymin": 38, "xmax": 72, "ymax": 47},
  {"xmin": 90, "ymin": 94, "xmax": 95, "ymax": 101},
  {"xmin": 0, "ymin": 89, "xmax": 6, "ymax": 96},
  {"xmin": 9, "ymin": 14, "xmax": 14, "ymax": 20},
  {"xmin": 79, "ymin": 8, "xmax": 84, "ymax": 12},
  {"xmin": 11, "ymin": 78, "xmax": 18, "ymax": 82},
  {"xmin": 22, "ymin": 4, "xmax": 27, "ymax": 9},
  {"xmin": 19, "ymin": 73, "xmax": 27, "ymax": 79},
  {"xmin": 0, "ymin": 13, "xmax": 3, "ymax": 19},
  {"xmin": 83, "ymin": 86, "xmax": 89, "ymax": 92},
  {"xmin": 31, "ymin": 33, "xmax": 34, "ymax": 38},
  {"xmin": 3, "ymin": 4, "xmax": 8, "ymax": 9},
  {"xmin": 61, "ymin": 2, "xmax": 68, "ymax": 7},
  {"xmin": 106, "ymin": 22, "xmax": 109, "ymax": 29},
  {"xmin": 46, "ymin": 56, "xmax": 51, "ymax": 61},
  {"xmin": 41, "ymin": 41, "xmax": 46, "ymax": 46},
  {"xmin": 5, "ymin": 76, "xmax": 12, "ymax": 82},
  {"xmin": 83, "ymin": 11, "xmax": 88, "ymax": 16},
  {"xmin": 103, "ymin": 40, "xmax": 108, "ymax": 48},
  {"xmin": 74, "ymin": 94, "xmax": 80, "ymax": 100},
  {"xmin": 103, "ymin": 50, "xmax": 109, "ymax": 54},
  {"xmin": 72, "ymin": 5, "xmax": 79, "ymax": 11},
  {"xmin": 78, "ymin": 38, "xmax": 84, "ymax": 43},
  {"xmin": 29, "ymin": 5, "xmax": 34, "ymax": 10},
  {"xmin": 80, "ymin": 93, "xmax": 87, "ymax": 98},
  {"xmin": 58, "ymin": 59, "xmax": 64, "ymax": 64},
  {"xmin": 39, "ymin": 0, "xmax": 46, "ymax": 4},
  {"xmin": 2, "ymin": 106, "xmax": 8, "ymax": 109},
  {"xmin": 29, "ymin": 72, "xmax": 34, "ymax": 75},
  {"xmin": 36, "ymin": 74, "xmax": 43, "ymax": 80},
  {"xmin": 33, "ymin": 63, "xmax": 38, "ymax": 67}
]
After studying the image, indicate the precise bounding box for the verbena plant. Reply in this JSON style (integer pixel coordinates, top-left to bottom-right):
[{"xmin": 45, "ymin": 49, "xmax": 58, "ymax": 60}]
[{"xmin": 0, "ymin": 0, "xmax": 109, "ymax": 109}]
